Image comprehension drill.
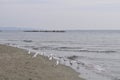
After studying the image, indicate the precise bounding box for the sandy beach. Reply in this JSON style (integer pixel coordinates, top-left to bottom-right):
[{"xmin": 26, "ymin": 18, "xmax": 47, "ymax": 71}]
[{"xmin": 0, "ymin": 44, "xmax": 84, "ymax": 80}]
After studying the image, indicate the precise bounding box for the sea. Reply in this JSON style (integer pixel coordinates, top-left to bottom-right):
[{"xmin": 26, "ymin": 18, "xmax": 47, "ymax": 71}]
[{"xmin": 0, "ymin": 30, "xmax": 120, "ymax": 80}]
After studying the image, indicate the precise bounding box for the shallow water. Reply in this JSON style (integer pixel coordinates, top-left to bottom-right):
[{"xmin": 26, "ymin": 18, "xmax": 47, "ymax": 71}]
[{"xmin": 0, "ymin": 30, "xmax": 120, "ymax": 80}]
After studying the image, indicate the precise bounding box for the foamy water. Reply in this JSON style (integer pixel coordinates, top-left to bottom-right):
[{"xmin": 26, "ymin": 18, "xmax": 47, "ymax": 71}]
[{"xmin": 0, "ymin": 30, "xmax": 120, "ymax": 80}]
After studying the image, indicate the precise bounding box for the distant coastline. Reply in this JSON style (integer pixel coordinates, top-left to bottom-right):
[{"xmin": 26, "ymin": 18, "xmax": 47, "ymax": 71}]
[{"xmin": 23, "ymin": 30, "xmax": 66, "ymax": 32}]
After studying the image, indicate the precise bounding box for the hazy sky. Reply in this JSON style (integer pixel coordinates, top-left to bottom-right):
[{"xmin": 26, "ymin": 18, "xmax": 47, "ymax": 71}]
[{"xmin": 0, "ymin": 0, "xmax": 120, "ymax": 30}]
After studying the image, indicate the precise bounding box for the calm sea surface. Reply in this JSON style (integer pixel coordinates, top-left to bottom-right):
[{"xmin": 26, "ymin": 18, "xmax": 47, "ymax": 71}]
[{"xmin": 0, "ymin": 30, "xmax": 120, "ymax": 80}]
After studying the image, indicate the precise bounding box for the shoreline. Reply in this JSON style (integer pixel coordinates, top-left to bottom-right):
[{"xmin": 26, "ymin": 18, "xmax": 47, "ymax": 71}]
[{"xmin": 0, "ymin": 44, "xmax": 84, "ymax": 80}]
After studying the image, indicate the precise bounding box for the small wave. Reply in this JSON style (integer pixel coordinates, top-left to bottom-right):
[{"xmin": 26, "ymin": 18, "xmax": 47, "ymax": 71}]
[
  {"xmin": 57, "ymin": 47, "xmax": 82, "ymax": 49},
  {"xmin": 54, "ymin": 47, "xmax": 116, "ymax": 53},
  {"xmin": 67, "ymin": 55, "xmax": 78, "ymax": 60},
  {"xmin": 91, "ymin": 50, "xmax": 116, "ymax": 53},
  {"xmin": 23, "ymin": 40, "xmax": 33, "ymax": 43},
  {"xmin": 7, "ymin": 40, "xmax": 18, "ymax": 41},
  {"xmin": 23, "ymin": 45, "xmax": 35, "ymax": 48},
  {"xmin": 39, "ymin": 46, "xmax": 54, "ymax": 50},
  {"xmin": 23, "ymin": 45, "xmax": 117, "ymax": 54}
]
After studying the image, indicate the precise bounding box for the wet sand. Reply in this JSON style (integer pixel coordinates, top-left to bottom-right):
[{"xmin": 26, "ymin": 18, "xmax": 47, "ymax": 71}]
[{"xmin": 0, "ymin": 44, "xmax": 84, "ymax": 80}]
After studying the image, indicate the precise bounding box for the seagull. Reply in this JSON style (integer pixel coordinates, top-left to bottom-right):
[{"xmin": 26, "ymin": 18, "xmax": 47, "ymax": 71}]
[
  {"xmin": 49, "ymin": 56, "xmax": 53, "ymax": 60},
  {"xmin": 62, "ymin": 57, "xmax": 67, "ymax": 64},
  {"xmin": 94, "ymin": 65, "xmax": 105, "ymax": 72},
  {"xmin": 40, "ymin": 52, "xmax": 44, "ymax": 55},
  {"xmin": 36, "ymin": 51, "xmax": 45, "ymax": 56},
  {"xmin": 58, "ymin": 56, "xmax": 63, "ymax": 59},
  {"xmin": 69, "ymin": 60, "xmax": 73, "ymax": 66},
  {"xmin": 28, "ymin": 50, "xmax": 31, "ymax": 54},
  {"xmin": 49, "ymin": 54, "xmax": 53, "ymax": 60},
  {"xmin": 56, "ymin": 59, "xmax": 60, "ymax": 66},
  {"xmin": 76, "ymin": 61, "xmax": 81, "ymax": 69},
  {"xmin": 32, "ymin": 52, "xmax": 39, "ymax": 58},
  {"xmin": 63, "ymin": 58, "xmax": 67, "ymax": 62}
]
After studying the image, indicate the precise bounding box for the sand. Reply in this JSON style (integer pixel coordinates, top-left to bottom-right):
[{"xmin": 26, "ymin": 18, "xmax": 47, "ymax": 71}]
[{"xmin": 0, "ymin": 44, "xmax": 84, "ymax": 80}]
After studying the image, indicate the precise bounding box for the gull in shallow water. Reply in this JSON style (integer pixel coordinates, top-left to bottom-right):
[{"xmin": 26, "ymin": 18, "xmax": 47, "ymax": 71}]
[
  {"xmin": 76, "ymin": 61, "xmax": 81, "ymax": 69},
  {"xmin": 69, "ymin": 60, "xmax": 73, "ymax": 66},
  {"xmin": 63, "ymin": 57, "xmax": 67, "ymax": 64},
  {"xmin": 94, "ymin": 65, "xmax": 105, "ymax": 72}
]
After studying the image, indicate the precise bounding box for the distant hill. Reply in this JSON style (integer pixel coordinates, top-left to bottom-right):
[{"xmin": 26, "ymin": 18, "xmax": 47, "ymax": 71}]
[{"xmin": 24, "ymin": 30, "xmax": 66, "ymax": 32}]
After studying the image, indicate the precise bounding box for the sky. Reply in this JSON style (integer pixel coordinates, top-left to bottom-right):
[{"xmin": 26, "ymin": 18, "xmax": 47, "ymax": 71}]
[{"xmin": 0, "ymin": 0, "xmax": 120, "ymax": 30}]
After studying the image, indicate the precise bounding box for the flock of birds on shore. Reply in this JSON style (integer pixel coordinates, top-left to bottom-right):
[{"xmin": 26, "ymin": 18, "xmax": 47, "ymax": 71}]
[
  {"xmin": 27, "ymin": 50, "xmax": 105, "ymax": 72},
  {"xmin": 6, "ymin": 43, "xmax": 105, "ymax": 72},
  {"xmin": 28, "ymin": 50, "xmax": 83, "ymax": 69}
]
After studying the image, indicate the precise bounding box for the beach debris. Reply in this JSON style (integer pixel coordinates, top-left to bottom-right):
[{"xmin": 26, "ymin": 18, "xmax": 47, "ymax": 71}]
[{"xmin": 28, "ymin": 78, "xmax": 32, "ymax": 80}]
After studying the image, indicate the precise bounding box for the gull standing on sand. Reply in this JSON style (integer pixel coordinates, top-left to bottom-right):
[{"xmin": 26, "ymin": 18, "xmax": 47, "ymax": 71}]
[
  {"xmin": 49, "ymin": 54, "xmax": 53, "ymax": 60},
  {"xmin": 49, "ymin": 56, "xmax": 53, "ymax": 60},
  {"xmin": 56, "ymin": 59, "xmax": 60, "ymax": 65},
  {"xmin": 52, "ymin": 56, "xmax": 60, "ymax": 66},
  {"xmin": 40, "ymin": 52, "xmax": 45, "ymax": 56},
  {"xmin": 28, "ymin": 50, "xmax": 31, "ymax": 54},
  {"xmin": 33, "ymin": 52, "xmax": 39, "ymax": 58}
]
